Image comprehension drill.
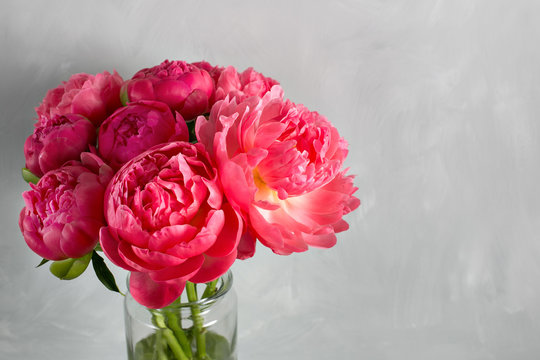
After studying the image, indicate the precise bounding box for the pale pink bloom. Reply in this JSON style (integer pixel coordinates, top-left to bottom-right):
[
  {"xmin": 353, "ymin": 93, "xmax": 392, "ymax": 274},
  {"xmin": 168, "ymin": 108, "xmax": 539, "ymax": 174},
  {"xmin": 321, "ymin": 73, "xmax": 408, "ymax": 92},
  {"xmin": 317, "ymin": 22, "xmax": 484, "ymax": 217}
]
[
  {"xmin": 196, "ymin": 87, "xmax": 359, "ymax": 256},
  {"xmin": 24, "ymin": 114, "xmax": 96, "ymax": 177},
  {"xmin": 36, "ymin": 71, "xmax": 123, "ymax": 126},
  {"xmin": 19, "ymin": 153, "xmax": 113, "ymax": 261},
  {"xmin": 100, "ymin": 142, "xmax": 243, "ymax": 308},
  {"xmin": 98, "ymin": 100, "xmax": 188, "ymax": 170},
  {"xmin": 121, "ymin": 60, "xmax": 214, "ymax": 121}
]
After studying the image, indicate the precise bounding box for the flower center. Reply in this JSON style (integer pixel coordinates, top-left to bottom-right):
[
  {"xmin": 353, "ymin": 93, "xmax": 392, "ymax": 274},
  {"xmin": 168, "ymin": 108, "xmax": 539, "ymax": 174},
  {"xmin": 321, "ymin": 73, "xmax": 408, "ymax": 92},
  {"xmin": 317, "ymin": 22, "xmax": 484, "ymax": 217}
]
[{"xmin": 253, "ymin": 168, "xmax": 280, "ymax": 203}]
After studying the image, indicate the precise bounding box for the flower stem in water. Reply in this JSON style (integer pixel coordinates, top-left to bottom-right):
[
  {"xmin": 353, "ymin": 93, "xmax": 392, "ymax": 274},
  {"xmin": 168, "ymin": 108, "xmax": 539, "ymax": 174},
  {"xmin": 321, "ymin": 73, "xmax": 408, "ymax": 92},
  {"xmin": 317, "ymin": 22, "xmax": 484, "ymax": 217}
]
[
  {"xmin": 151, "ymin": 310, "xmax": 190, "ymax": 360},
  {"xmin": 186, "ymin": 282, "xmax": 208, "ymax": 360}
]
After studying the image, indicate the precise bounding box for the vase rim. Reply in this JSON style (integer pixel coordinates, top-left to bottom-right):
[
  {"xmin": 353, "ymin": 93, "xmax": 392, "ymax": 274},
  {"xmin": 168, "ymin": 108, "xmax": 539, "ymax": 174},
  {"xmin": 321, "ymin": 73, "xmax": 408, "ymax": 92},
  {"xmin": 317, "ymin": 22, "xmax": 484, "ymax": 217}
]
[{"xmin": 125, "ymin": 270, "xmax": 234, "ymax": 309}]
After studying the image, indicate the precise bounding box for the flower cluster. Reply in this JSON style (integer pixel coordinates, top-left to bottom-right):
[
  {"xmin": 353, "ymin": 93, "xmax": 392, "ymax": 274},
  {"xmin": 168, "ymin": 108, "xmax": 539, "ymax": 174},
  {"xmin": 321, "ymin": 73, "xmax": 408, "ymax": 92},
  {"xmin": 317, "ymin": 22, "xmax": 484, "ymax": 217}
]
[{"xmin": 19, "ymin": 60, "xmax": 359, "ymax": 308}]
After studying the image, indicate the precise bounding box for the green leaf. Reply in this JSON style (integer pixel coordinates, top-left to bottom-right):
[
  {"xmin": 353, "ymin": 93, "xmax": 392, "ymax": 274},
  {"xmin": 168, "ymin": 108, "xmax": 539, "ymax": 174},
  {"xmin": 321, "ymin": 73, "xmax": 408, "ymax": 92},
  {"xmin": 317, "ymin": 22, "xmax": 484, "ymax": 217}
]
[
  {"xmin": 205, "ymin": 331, "xmax": 232, "ymax": 360},
  {"xmin": 36, "ymin": 258, "xmax": 49, "ymax": 268},
  {"xmin": 22, "ymin": 168, "xmax": 40, "ymax": 185},
  {"xmin": 49, "ymin": 252, "xmax": 92, "ymax": 280},
  {"xmin": 120, "ymin": 87, "xmax": 130, "ymax": 106},
  {"xmin": 91, "ymin": 250, "xmax": 120, "ymax": 293},
  {"xmin": 133, "ymin": 330, "xmax": 232, "ymax": 360},
  {"xmin": 186, "ymin": 119, "xmax": 198, "ymax": 143},
  {"xmin": 134, "ymin": 332, "xmax": 173, "ymax": 360}
]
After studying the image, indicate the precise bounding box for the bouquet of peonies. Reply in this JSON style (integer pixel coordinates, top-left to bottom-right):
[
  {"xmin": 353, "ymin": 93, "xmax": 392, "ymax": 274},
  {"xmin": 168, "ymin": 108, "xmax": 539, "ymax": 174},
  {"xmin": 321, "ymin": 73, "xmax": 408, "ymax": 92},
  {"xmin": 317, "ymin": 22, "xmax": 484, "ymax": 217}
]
[{"xmin": 19, "ymin": 60, "xmax": 360, "ymax": 359}]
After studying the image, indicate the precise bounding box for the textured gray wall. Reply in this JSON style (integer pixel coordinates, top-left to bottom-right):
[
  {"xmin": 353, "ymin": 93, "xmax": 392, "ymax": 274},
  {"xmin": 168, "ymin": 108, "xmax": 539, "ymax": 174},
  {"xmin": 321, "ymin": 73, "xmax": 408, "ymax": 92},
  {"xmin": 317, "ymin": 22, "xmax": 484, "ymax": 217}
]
[{"xmin": 2, "ymin": 0, "xmax": 540, "ymax": 359}]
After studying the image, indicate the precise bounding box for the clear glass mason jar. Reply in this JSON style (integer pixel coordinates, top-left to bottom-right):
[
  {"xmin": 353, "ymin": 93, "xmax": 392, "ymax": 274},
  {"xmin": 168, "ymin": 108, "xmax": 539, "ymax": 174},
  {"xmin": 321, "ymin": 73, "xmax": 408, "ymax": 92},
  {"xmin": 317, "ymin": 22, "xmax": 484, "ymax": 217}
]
[{"xmin": 124, "ymin": 271, "xmax": 237, "ymax": 360}]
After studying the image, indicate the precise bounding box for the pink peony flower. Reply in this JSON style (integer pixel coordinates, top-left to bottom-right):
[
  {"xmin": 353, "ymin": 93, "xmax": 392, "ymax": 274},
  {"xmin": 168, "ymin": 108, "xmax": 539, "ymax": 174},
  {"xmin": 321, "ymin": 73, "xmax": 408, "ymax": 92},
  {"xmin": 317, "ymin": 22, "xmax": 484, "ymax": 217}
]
[
  {"xmin": 24, "ymin": 114, "xmax": 96, "ymax": 177},
  {"xmin": 214, "ymin": 66, "xmax": 279, "ymax": 103},
  {"xmin": 19, "ymin": 153, "xmax": 113, "ymax": 261},
  {"xmin": 196, "ymin": 87, "xmax": 360, "ymax": 256},
  {"xmin": 98, "ymin": 100, "xmax": 188, "ymax": 170},
  {"xmin": 191, "ymin": 61, "xmax": 224, "ymax": 85},
  {"xmin": 36, "ymin": 71, "xmax": 123, "ymax": 127},
  {"xmin": 99, "ymin": 142, "xmax": 243, "ymax": 308},
  {"xmin": 121, "ymin": 60, "xmax": 214, "ymax": 121}
]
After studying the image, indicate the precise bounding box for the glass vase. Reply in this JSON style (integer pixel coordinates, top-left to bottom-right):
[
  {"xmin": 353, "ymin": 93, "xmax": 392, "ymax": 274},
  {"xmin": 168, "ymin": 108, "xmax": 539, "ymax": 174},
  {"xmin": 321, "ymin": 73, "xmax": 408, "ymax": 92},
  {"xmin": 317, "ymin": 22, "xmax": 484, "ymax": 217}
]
[{"xmin": 124, "ymin": 271, "xmax": 237, "ymax": 360}]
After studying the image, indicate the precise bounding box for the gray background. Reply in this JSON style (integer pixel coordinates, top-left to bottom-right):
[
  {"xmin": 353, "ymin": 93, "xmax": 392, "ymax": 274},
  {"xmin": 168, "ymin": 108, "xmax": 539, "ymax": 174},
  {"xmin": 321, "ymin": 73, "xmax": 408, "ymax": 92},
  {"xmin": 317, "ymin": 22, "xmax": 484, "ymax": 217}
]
[{"xmin": 2, "ymin": 0, "xmax": 540, "ymax": 359}]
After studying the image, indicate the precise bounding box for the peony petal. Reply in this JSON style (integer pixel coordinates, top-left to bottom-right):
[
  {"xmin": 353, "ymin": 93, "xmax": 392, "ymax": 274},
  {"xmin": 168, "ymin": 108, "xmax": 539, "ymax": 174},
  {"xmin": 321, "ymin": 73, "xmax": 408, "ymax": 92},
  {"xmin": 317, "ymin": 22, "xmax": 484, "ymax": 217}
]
[
  {"xmin": 99, "ymin": 227, "xmax": 137, "ymax": 271},
  {"xmin": 130, "ymin": 271, "xmax": 186, "ymax": 309},
  {"xmin": 302, "ymin": 230, "xmax": 337, "ymax": 249},
  {"xmin": 113, "ymin": 206, "xmax": 149, "ymax": 248},
  {"xmin": 148, "ymin": 254, "xmax": 204, "ymax": 282},
  {"xmin": 60, "ymin": 219, "xmax": 101, "ymax": 258},
  {"xmin": 219, "ymin": 159, "xmax": 254, "ymax": 212},
  {"xmin": 189, "ymin": 250, "xmax": 237, "ymax": 284},
  {"xmin": 127, "ymin": 79, "xmax": 155, "ymax": 102},
  {"xmin": 181, "ymin": 89, "xmax": 209, "ymax": 120},
  {"xmin": 149, "ymin": 224, "xmax": 198, "ymax": 252},
  {"xmin": 166, "ymin": 210, "xmax": 224, "ymax": 258},
  {"xmin": 236, "ymin": 228, "xmax": 256, "ymax": 260},
  {"xmin": 20, "ymin": 209, "xmax": 65, "ymax": 261},
  {"xmin": 205, "ymin": 203, "xmax": 243, "ymax": 257},
  {"xmin": 170, "ymin": 112, "xmax": 189, "ymax": 142},
  {"xmin": 71, "ymin": 89, "xmax": 107, "ymax": 125},
  {"xmin": 38, "ymin": 138, "xmax": 81, "ymax": 174},
  {"xmin": 250, "ymin": 206, "xmax": 308, "ymax": 254},
  {"xmin": 41, "ymin": 224, "xmax": 68, "ymax": 259},
  {"xmin": 154, "ymin": 79, "xmax": 191, "ymax": 108},
  {"xmin": 332, "ymin": 219, "xmax": 350, "ymax": 233},
  {"xmin": 121, "ymin": 243, "xmax": 185, "ymax": 270}
]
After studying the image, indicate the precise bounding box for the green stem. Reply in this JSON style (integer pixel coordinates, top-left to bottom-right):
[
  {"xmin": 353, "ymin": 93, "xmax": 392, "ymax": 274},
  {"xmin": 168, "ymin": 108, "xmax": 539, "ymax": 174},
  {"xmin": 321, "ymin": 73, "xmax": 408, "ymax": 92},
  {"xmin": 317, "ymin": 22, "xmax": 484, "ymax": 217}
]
[
  {"xmin": 201, "ymin": 279, "xmax": 218, "ymax": 299},
  {"xmin": 156, "ymin": 335, "xmax": 169, "ymax": 360},
  {"xmin": 151, "ymin": 310, "xmax": 190, "ymax": 360},
  {"xmin": 186, "ymin": 282, "xmax": 207, "ymax": 360},
  {"xmin": 165, "ymin": 309, "xmax": 193, "ymax": 359}
]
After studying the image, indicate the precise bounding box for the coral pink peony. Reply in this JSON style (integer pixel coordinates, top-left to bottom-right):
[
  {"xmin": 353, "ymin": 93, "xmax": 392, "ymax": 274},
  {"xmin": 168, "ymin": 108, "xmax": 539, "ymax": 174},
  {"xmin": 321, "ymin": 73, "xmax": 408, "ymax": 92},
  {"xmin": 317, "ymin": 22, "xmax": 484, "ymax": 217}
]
[
  {"xmin": 24, "ymin": 114, "xmax": 96, "ymax": 177},
  {"xmin": 19, "ymin": 153, "xmax": 113, "ymax": 261},
  {"xmin": 214, "ymin": 66, "xmax": 279, "ymax": 103},
  {"xmin": 121, "ymin": 60, "xmax": 214, "ymax": 121},
  {"xmin": 196, "ymin": 87, "xmax": 360, "ymax": 256},
  {"xmin": 98, "ymin": 100, "xmax": 188, "ymax": 170},
  {"xmin": 36, "ymin": 71, "xmax": 123, "ymax": 127},
  {"xmin": 99, "ymin": 142, "xmax": 243, "ymax": 308}
]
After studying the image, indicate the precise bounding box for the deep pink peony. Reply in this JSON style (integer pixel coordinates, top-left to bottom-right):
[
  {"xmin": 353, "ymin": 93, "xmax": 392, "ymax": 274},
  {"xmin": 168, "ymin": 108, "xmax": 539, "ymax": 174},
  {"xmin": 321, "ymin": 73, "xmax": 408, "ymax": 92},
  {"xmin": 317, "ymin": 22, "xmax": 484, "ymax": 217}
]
[
  {"xmin": 24, "ymin": 114, "xmax": 96, "ymax": 177},
  {"xmin": 98, "ymin": 100, "xmax": 188, "ymax": 170},
  {"xmin": 196, "ymin": 87, "xmax": 360, "ymax": 256},
  {"xmin": 36, "ymin": 71, "xmax": 123, "ymax": 127},
  {"xmin": 214, "ymin": 66, "xmax": 279, "ymax": 103},
  {"xmin": 19, "ymin": 153, "xmax": 113, "ymax": 261},
  {"xmin": 191, "ymin": 61, "xmax": 224, "ymax": 85},
  {"xmin": 99, "ymin": 142, "xmax": 243, "ymax": 308},
  {"xmin": 121, "ymin": 60, "xmax": 214, "ymax": 121}
]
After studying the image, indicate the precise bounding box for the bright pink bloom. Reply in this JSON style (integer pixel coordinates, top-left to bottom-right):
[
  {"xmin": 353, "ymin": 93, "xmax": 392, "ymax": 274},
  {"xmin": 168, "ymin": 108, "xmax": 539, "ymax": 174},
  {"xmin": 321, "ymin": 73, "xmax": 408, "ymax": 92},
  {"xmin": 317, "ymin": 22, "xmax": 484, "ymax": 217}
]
[
  {"xmin": 196, "ymin": 87, "xmax": 360, "ymax": 256},
  {"xmin": 99, "ymin": 142, "xmax": 243, "ymax": 308},
  {"xmin": 19, "ymin": 153, "xmax": 113, "ymax": 261},
  {"xmin": 98, "ymin": 100, "xmax": 188, "ymax": 170},
  {"xmin": 214, "ymin": 66, "xmax": 279, "ymax": 102},
  {"xmin": 121, "ymin": 60, "xmax": 214, "ymax": 121},
  {"xmin": 36, "ymin": 71, "xmax": 123, "ymax": 127},
  {"xmin": 24, "ymin": 114, "xmax": 96, "ymax": 177},
  {"xmin": 191, "ymin": 61, "xmax": 224, "ymax": 85}
]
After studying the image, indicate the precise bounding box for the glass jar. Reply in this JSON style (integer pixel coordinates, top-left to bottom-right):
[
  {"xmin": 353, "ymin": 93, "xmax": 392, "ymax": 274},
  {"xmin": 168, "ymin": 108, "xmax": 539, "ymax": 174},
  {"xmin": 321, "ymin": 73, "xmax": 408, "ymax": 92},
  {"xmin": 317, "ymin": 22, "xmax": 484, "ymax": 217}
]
[{"xmin": 124, "ymin": 271, "xmax": 237, "ymax": 360}]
